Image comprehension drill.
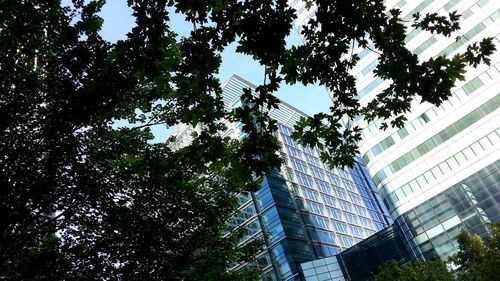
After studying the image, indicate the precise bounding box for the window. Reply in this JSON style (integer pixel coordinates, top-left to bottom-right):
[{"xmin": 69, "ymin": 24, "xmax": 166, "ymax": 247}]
[
  {"xmin": 370, "ymin": 210, "xmax": 384, "ymax": 223},
  {"xmin": 316, "ymin": 180, "xmax": 331, "ymax": 194},
  {"xmin": 311, "ymin": 166, "xmax": 325, "ymax": 180},
  {"xmin": 405, "ymin": 28, "xmax": 422, "ymax": 43},
  {"xmin": 360, "ymin": 217, "xmax": 373, "ymax": 229},
  {"xmin": 358, "ymin": 44, "xmax": 373, "ymax": 59},
  {"xmin": 345, "ymin": 212, "xmax": 358, "ymax": 224},
  {"xmin": 297, "ymin": 173, "xmax": 314, "ymax": 188},
  {"xmin": 374, "ymin": 222, "xmax": 386, "ymax": 231},
  {"xmin": 302, "ymin": 187, "xmax": 319, "ymax": 201},
  {"xmin": 291, "ymin": 158, "xmax": 308, "ymax": 173},
  {"xmin": 303, "ymin": 146, "xmax": 315, "ymax": 155},
  {"xmin": 338, "ymin": 235, "xmax": 353, "ymax": 247},
  {"xmin": 355, "ymin": 205, "xmax": 368, "ymax": 217},
  {"xmin": 322, "ymin": 194, "xmax": 337, "ymax": 207},
  {"xmin": 338, "ymin": 169, "xmax": 350, "ymax": 179},
  {"xmin": 240, "ymin": 219, "xmax": 262, "ymax": 242},
  {"xmin": 305, "ymin": 154, "xmax": 320, "ymax": 166},
  {"xmin": 334, "ymin": 187, "xmax": 348, "ymax": 200},
  {"xmin": 322, "ymin": 245, "xmax": 341, "ymax": 256},
  {"xmin": 317, "ymin": 230, "xmax": 337, "ymax": 244},
  {"xmin": 364, "ymin": 200, "xmax": 376, "ymax": 211},
  {"xmin": 286, "ymin": 145, "xmax": 302, "ymax": 159},
  {"xmin": 369, "ymin": 92, "xmax": 500, "ymax": 186},
  {"xmin": 386, "ymin": 128, "xmax": 499, "ymax": 208},
  {"xmin": 281, "ymin": 134, "xmax": 298, "ymax": 147},
  {"xmin": 278, "ymin": 124, "xmax": 292, "ymax": 136},
  {"xmin": 365, "ymin": 229, "xmax": 376, "ymax": 236},
  {"xmin": 361, "ymin": 58, "xmax": 378, "ymax": 76},
  {"xmin": 311, "ymin": 215, "xmax": 330, "ymax": 229},
  {"xmin": 339, "ymin": 200, "xmax": 353, "ymax": 212},
  {"xmin": 238, "ymin": 193, "xmax": 252, "ymax": 206},
  {"xmin": 327, "ymin": 207, "xmax": 343, "ymax": 220},
  {"xmin": 358, "ymin": 187, "xmax": 371, "ymax": 198},
  {"xmin": 350, "ymin": 225, "xmax": 364, "ymax": 237},
  {"xmin": 414, "ymin": 36, "xmax": 437, "ymax": 55},
  {"xmin": 332, "ymin": 221, "xmax": 348, "ymax": 233},
  {"xmin": 307, "ymin": 201, "xmax": 324, "ymax": 215},
  {"xmin": 323, "ymin": 161, "xmax": 332, "ymax": 172},
  {"xmin": 256, "ymin": 253, "xmax": 272, "ymax": 269},
  {"xmin": 351, "ymin": 174, "xmax": 364, "ymax": 185},
  {"xmin": 349, "ymin": 193, "xmax": 362, "ymax": 205},
  {"xmin": 357, "ymin": 78, "xmax": 383, "ymax": 98},
  {"xmin": 343, "ymin": 180, "xmax": 356, "ymax": 192},
  {"xmin": 327, "ymin": 173, "xmax": 341, "ymax": 186}
]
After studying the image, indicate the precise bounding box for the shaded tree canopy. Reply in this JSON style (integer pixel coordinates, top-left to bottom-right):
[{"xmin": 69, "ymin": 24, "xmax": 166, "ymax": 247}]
[
  {"xmin": 449, "ymin": 222, "xmax": 500, "ymax": 281},
  {"xmin": 373, "ymin": 259, "xmax": 453, "ymax": 281},
  {"xmin": 0, "ymin": 0, "xmax": 495, "ymax": 280}
]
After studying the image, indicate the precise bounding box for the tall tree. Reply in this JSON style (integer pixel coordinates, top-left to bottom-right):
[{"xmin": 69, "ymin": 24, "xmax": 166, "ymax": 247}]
[
  {"xmin": 449, "ymin": 222, "xmax": 500, "ymax": 281},
  {"xmin": 0, "ymin": 0, "xmax": 276, "ymax": 279},
  {"xmin": 0, "ymin": 0, "xmax": 495, "ymax": 280}
]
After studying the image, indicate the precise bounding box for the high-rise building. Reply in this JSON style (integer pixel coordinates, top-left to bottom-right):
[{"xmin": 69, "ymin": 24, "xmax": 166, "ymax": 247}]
[
  {"xmin": 170, "ymin": 75, "xmax": 390, "ymax": 281},
  {"xmin": 289, "ymin": 0, "xmax": 500, "ymax": 268}
]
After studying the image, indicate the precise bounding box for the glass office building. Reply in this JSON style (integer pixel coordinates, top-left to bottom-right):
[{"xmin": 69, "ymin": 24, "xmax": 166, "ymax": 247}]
[
  {"xmin": 171, "ymin": 75, "xmax": 391, "ymax": 281},
  {"xmin": 300, "ymin": 160, "xmax": 498, "ymax": 281},
  {"xmin": 394, "ymin": 159, "xmax": 499, "ymax": 259},
  {"xmin": 301, "ymin": 225, "xmax": 412, "ymax": 281},
  {"xmin": 289, "ymin": 0, "xmax": 500, "ymax": 264}
]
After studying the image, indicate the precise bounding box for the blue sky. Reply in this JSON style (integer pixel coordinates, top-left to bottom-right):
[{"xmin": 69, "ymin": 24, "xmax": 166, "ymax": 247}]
[{"xmin": 99, "ymin": 0, "xmax": 331, "ymax": 141}]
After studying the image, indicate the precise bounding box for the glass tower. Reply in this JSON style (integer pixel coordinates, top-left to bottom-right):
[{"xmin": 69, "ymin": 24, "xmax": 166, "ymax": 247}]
[
  {"xmin": 170, "ymin": 75, "xmax": 390, "ymax": 281},
  {"xmin": 289, "ymin": 0, "xmax": 500, "ymax": 262}
]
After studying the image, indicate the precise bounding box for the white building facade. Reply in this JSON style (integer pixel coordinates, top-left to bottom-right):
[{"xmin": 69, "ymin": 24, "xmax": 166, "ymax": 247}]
[{"xmin": 290, "ymin": 0, "xmax": 500, "ymax": 260}]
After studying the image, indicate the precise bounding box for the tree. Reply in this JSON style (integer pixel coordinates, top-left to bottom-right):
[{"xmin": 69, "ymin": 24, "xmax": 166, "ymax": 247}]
[
  {"xmin": 374, "ymin": 259, "xmax": 454, "ymax": 281},
  {"xmin": 0, "ymin": 0, "xmax": 495, "ymax": 280},
  {"xmin": 0, "ymin": 0, "xmax": 274, "ymax": 280},
  {"xmin": 449, "ymin": 222, "xmax": 500, "ymax": 281}
]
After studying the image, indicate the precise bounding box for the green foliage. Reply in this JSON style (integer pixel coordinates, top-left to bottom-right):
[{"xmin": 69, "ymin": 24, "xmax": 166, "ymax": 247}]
[
  {"xmin": 412, "ymin": 11, "xmax": 461, "ymax": 36},
  {"xmin": 283, "ymin": 0, "xmax": 495, "ymax": 167},
  {"xmin": 0, "ymin": 0, "xmax": 274, "ymax": 279},
  {"xmin": 374, "ymin": 259, "xmax": 454, "ymax": 281},
  {"xmin": 449, "ymin": 222, "xmax": 500, "ymax": 281},
  {"xmin": 0, "ymin": 0, "xmax": 495, "ymax": 280}
]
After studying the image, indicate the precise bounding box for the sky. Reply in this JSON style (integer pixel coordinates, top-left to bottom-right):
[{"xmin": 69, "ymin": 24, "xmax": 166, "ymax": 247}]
[{"xmin": 98, "ymin": 0, "xmax": 332, "ymax": 141}]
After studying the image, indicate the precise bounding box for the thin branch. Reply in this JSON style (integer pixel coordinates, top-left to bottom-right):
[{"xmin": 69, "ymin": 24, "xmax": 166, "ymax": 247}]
[
  {"xmin": 128, "ymin": 119, "xmax": 169, "ymax": 131},
  {"xmin": 349, "ymin": 38, "xmax": 355, "ymax": 63},
  {"xmin": 367, "ymin": 45, "xmax": 382, "ymax": 55},
  {"xmin": 35, "ymin": 208, "xmax": 70, "ymax": 232}
]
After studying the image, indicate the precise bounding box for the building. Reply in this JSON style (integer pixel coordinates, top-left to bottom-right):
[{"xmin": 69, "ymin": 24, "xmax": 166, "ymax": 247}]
[
  {"xmin": 300, "ymin": 224, "xmax": 412, "ymax": 281},
  {"xmin": 289, "ymin": 0, "xmax": 500, "ymax": 275},
  {"xmin": 170, "ymin": 75, "xmax": 391, "ymax": 281},
  {"xmin": 348, "ymin": 0, "xmax": 500, "ymax": 261}
]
